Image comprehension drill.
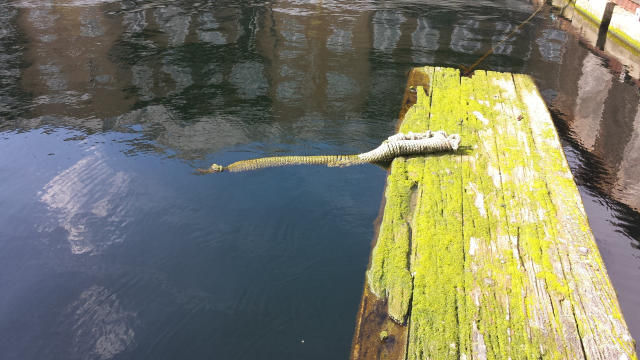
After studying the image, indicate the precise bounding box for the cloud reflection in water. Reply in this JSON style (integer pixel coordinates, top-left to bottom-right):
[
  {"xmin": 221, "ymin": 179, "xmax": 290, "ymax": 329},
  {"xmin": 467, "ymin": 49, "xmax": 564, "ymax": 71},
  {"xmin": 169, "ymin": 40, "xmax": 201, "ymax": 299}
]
[{"xmin": 39, "ymin": 152, "xmax": 132, "ymax": 255}]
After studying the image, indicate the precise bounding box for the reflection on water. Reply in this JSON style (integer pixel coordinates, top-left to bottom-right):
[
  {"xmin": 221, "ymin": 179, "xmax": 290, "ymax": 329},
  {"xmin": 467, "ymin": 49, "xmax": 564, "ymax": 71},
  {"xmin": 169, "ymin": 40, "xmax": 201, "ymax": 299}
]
[
  {"xmin": 19, "ymin": 0, "xmax": 131, "ymax": 120},
  {"xmin": 411, "ymin": 17, "xmax": 439, "ymax": 63},
  {"xmin": 372, "ymin": 10, "xmax": 406, "ymax": 53},
  {"xmin": 1, "ymin": 0, "xmax": 640, "ymax": 358},
  {"xmin": 574, "ymin": 53, "xmax": 613, "ymax": 150},
  {"xmin": 39, "ymin": 152, "xmax": 133, "ymax": 255},
  {"xmin": 450, "ymin": 19, "xmax": 482, "ymax": 54},
  {"xmin": 536, "ymin": 28, "xmax": 568, "ymax": 63},
  {"xmin": 617, "ymin": 108, "xmax": 640, "ymax": 206},
  {"xmin": 65, "ymin": 285, "xmax": 137, "ymax": 359}
]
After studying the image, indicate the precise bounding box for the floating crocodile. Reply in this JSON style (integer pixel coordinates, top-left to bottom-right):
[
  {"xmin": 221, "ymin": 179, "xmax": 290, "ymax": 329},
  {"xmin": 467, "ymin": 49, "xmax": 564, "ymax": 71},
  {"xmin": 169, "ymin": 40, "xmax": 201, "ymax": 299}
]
[{"xmin": 197, "ymin": 130, "xmax": 461, "ymax": 174}]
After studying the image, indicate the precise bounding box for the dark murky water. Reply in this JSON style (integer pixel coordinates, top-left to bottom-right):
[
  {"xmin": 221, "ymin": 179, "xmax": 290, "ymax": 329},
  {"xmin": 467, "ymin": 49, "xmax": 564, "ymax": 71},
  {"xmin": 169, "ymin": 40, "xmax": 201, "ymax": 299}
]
[{"xmin": 0, "ymin": 0, "xmax": 639, "ymax": 358}]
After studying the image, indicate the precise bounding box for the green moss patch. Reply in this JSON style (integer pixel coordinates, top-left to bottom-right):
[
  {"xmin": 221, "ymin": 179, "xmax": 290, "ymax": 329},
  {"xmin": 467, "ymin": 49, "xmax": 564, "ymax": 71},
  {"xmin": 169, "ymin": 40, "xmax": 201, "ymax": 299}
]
[{"xmin": 363, "ymin": 67, "xmax": 637, "ymax": 360}]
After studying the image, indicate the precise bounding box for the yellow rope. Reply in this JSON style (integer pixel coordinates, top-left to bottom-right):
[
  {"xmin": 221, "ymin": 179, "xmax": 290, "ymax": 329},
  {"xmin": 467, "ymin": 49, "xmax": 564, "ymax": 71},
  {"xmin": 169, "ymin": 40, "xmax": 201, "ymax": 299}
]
[{"xmin": 460, "ymin": 1, "xmax": 547, "ymax": 76}]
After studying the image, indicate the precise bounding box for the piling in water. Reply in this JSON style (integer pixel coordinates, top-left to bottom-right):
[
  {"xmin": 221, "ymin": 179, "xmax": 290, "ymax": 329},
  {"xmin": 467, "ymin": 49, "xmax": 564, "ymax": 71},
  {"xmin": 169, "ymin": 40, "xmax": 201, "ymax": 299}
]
[{"xmin": 553, "ymin": 0, "xmax": 640, "ymax": 52}]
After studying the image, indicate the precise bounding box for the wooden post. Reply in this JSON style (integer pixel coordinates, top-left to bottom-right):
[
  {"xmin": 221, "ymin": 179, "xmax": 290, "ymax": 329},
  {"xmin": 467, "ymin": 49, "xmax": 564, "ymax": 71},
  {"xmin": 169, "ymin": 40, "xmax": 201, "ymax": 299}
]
[
  {"xmin": 350, "ymin": 67, "xmax": 637, "ymax": 360},
  {"xmin": 573, "ymin": 0, "xmax": 640, "ymax": 51},
  {"xmin": 596, "ymin": 1, "xmax": 617, "ymax": 49}
]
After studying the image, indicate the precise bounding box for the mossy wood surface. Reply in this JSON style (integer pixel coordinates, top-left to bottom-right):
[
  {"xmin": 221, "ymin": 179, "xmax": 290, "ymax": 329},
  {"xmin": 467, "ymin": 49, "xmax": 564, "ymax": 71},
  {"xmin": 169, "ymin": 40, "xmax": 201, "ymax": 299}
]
[{"xmin": 351, "ymin": 67, "xmax": 637, "ymax": 360}]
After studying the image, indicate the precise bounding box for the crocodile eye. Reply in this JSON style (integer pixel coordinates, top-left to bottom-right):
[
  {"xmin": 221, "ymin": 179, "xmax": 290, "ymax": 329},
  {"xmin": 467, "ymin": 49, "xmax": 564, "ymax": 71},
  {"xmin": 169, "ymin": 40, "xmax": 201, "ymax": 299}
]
[{"xmin": 409, "ymin": 87, "xmax": 417, "ymax": 94}]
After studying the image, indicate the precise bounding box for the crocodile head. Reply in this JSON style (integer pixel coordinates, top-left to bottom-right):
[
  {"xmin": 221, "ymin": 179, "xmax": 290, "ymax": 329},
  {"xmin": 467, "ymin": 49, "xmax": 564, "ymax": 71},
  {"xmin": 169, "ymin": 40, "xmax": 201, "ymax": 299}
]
[{"xmin": 196, "ymin": 164, "xmax": 225, "ymax": 174}]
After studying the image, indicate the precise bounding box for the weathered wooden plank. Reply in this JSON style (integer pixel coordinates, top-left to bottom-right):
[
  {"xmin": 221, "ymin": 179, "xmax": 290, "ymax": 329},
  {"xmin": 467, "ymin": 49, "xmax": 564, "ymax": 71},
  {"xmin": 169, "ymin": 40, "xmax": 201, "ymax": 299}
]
[
  {"xmin": 403, "ymin": 67, "xmax": 466, "ymax": 360},
  {"xmin": 481, "ymin": 71, "xmax": 583, "ymax": 358},
  {"xmin": 350, "ymin": 68, "xmax": 433, "ymax": 360},
  {"xmin": 350, "ymin": 66, "xmax": 637, "ymax": 360},
  {"xmin": 462, "ymin": 70, "xmax": 519, "ymax": 359},
  {"xmin": 514, "ymin": 74, "xmax": 636, "ymax": 359}
]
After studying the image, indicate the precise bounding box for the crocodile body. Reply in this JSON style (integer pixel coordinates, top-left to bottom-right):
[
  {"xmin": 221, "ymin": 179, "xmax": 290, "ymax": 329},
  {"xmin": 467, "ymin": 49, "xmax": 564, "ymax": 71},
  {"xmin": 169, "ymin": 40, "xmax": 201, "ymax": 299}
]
[{"xmin": 198, "ymin": 130, "xmax": 460, "ymax": 174}]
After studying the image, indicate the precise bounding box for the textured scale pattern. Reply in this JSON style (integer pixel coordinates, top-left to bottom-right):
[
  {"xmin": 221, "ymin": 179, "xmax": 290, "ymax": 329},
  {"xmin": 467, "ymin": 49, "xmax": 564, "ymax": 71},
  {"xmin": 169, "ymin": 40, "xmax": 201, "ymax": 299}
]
[{"xmin": 198, "ymin": 130, "xmax": 461, "ymax": 173}]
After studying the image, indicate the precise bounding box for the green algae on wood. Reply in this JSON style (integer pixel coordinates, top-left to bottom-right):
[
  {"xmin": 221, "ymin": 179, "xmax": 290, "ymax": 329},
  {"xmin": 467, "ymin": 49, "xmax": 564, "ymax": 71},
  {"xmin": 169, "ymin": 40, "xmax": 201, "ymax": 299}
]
[
  {"xmin": 404, "ymin": 67, "xmax": 466, "ymax": 360},
  {"xmin": 366, "ymin": 157, "xmax": 415, "ymax": 324},
  {"xmin": 351, "ymin": 66, "xmax": 637, "ymax": 360},
  {"xmin": 350, "ymin": 69, "xmax": 432, "ymax": 360}
]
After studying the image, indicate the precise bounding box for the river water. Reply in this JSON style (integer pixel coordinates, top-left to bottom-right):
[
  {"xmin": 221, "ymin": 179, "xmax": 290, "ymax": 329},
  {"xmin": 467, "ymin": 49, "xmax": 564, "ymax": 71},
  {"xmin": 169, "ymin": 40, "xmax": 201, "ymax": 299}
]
[{"xmin": 0, "ymin": 0, "xmax": 638, "ymax": 359}]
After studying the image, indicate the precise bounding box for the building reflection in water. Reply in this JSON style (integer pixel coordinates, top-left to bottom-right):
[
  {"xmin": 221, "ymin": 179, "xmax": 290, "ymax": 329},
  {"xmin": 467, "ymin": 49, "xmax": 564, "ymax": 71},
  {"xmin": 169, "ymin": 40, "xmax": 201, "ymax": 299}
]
[
  {"xmin": 7, "ymin": 0, "xmax": 640, "ymax": 229},
  {"xmin": 19, "ymin": 0, "xmax": 132, "ymax": 123},
  {"xmin": 531, "ymin": 22, "xmax": 640, "ymax": 213},
  {"xmin": 450, "ymin": 19, "xmax": 482, "ymax": 54},
  {"xmin": 255, "ymin": 0, "xmax": 377, "ymax": 150},
  {"xmin": 411, "ymin": 17, "xmax": 439, "ymax": 64},
  {"xmin": 0, "ymin": 5, "xmax": 26, "ymax": 120},
  {"xmin": 12, "ymin": 0, "xmax": 563, "ymax": 156},
  {"xmin": 372, "ymin": 10, "xmax": 405, "ymax": 53},
  {"xmin": 8, "ymin": 1, "xmax": 640, "ymax": 242},
  {"xmin": 536, "ymin": 28, "xmax": 568, "ymax": 63},
  {"xmin": 573, "ymin": 53, "xmax": 613, "ymax": 151},
  {"xmin": 616, "ymin": 106, "xmax": 640, "ymax": 211}
]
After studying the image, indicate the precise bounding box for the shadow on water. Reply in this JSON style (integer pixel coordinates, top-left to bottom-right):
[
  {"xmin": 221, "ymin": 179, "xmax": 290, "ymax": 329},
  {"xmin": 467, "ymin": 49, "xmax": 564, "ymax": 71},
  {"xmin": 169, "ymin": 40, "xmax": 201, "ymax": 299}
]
[{"xmin": 0, "ymin": 0, "xmax": 640, "ymax": 358}]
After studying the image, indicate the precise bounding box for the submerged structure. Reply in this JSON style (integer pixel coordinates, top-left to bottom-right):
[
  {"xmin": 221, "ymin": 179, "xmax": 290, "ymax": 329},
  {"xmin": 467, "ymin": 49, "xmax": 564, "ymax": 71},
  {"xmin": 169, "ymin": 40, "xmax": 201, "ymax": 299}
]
[{"xmin": 350, "ymin": 67, "xmax": 637, "ymax": 359}]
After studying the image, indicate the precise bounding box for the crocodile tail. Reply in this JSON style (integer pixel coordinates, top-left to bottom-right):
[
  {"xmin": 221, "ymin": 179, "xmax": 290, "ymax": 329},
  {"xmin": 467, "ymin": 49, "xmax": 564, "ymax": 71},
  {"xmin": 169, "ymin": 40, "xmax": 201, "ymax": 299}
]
[
  {"xmin": 222, "ymin": 154, "xmax": 363, "ymax": 172},
  {"xmin": 197, "ymin": 130, "xmax": 461, "ymax": 174}
]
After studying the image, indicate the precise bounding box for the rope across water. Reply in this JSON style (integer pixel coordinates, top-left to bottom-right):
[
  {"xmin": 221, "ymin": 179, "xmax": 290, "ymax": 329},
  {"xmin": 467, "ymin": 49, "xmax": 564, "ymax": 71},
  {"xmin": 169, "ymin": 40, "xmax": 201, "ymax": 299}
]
[{"xmin": 197, "ymin": 130, "xmax": 461, "ymax": 174}]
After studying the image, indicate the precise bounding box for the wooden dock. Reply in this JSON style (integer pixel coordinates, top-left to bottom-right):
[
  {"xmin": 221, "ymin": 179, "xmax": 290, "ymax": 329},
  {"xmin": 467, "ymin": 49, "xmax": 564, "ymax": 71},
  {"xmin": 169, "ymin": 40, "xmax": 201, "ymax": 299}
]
[{"xmin": 350, "ymin": 67, "xmax": 637, "ymax": 360}]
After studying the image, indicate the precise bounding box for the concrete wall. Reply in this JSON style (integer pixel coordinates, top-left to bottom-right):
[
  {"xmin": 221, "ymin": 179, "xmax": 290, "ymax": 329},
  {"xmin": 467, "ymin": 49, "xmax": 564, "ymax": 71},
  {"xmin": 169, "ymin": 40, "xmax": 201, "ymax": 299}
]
[{"xmin": 573, "ymin": 0, "xmax": 640, "ymax": 51}]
